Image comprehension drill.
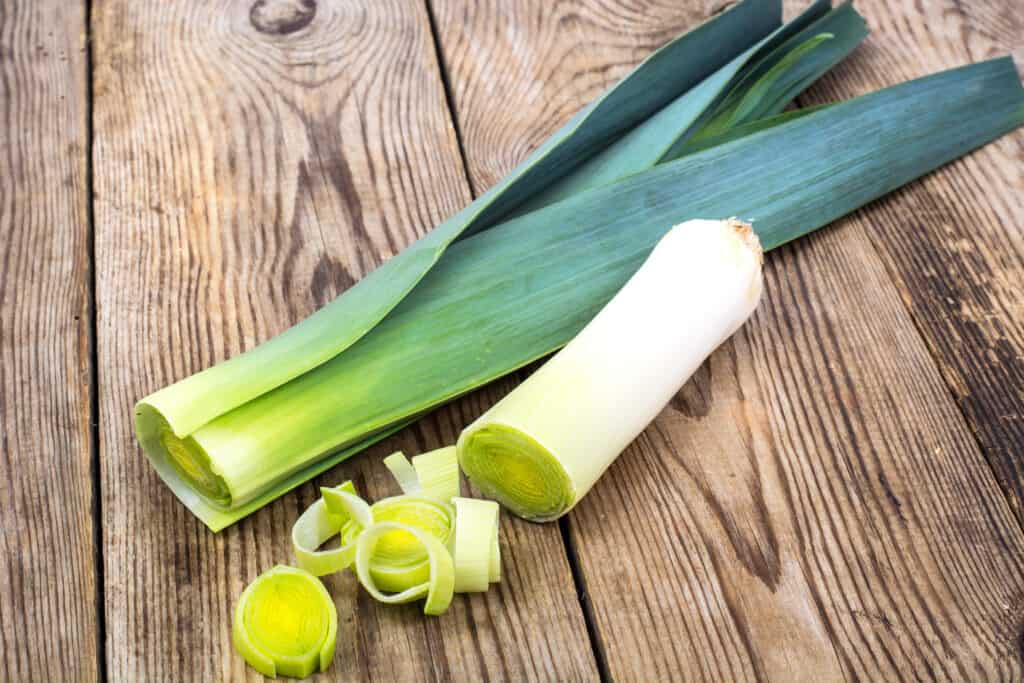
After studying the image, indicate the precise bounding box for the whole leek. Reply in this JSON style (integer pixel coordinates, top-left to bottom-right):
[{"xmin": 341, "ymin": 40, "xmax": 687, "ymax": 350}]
[{"xmin": 458, "ymin": 219, "xmax": 763, "ymax": 520}]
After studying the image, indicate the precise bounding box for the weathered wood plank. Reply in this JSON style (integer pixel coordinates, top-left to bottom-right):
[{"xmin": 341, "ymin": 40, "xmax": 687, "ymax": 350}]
[
  {"xmin": 796, "ymin": 0, "xmax": 1024, "ymax": 528},
  {"xmin": 431, "ymin": 0, "xmax": 1024, "ymax": 679},
  {"xmin": 93, "ymin": 0, "xmax": 595, "ymax": 680},
  {"xmin": 0, "ymin": 1, "xmax": 99, "ymax": 681}
]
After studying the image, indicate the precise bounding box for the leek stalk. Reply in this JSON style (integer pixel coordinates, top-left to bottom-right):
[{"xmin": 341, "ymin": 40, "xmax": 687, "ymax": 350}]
[{"xmin": 458, "ymin": 219, "xmax": 762, "ymax": 520}]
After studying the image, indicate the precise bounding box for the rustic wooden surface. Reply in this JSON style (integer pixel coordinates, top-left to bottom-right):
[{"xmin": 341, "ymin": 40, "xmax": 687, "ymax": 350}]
[
  {"xmin": 2, "ymin": 0, "xmax": 1022, "ymax": 680},
  {"xmin": 91, "ymin": 0, "xmax": 594, "ymax": 680},
  {"xmin": 0, "ymin": 1, "xmax": 99, "ymax": 681}
]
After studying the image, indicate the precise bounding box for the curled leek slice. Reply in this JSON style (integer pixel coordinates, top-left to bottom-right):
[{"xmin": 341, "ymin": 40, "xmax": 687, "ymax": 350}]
[
  {"xmin": 233, "ymin": 565, "xmax": 337, "ymax": 679},
  {"xmin": 413, "ymin": 446, "xmax": 461, "ymax": 502},
  {"xmin": 451, "ymin": 497, "xmax": 501, "ymax": 592},
  {"xmin": 383, "ymin": 447, "xmax": 460, "ymax": 502},
  {"xmin": 291, "ymin": 481, "xmax": 371, "ymax": 576},
  {"xmin": 383, "ymin": 451, "xmax": 419, "ymax": 493},
  {"xmin": 340, "ymin": 495, "xmax": 454, "ymax": 593},
  {"xmin": 355, "ymin": 521, "xmax": 455, "ymax": 616}
]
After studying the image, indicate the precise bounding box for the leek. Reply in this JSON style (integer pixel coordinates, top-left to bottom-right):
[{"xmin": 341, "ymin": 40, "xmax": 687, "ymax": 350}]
[
  {"xmin": 233, "ymin": 566, "xmax": 337, "ymax": 679},
  {"xmin": 458, "ymin": 219, "xmax": 762, "ymax": 520},
  {"xmin": 135, "ymin": 0, "xmax": 1024, "ymax": 531},
  {"xmin": 134, "ymin": 0, "xmax": 869, "ymax": 530}
]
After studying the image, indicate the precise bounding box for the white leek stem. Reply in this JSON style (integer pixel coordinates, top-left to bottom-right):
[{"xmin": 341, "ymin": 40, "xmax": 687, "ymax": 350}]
[{"xmin": 457, "ymin": 218, "xmax": 764, "ymax": 520}]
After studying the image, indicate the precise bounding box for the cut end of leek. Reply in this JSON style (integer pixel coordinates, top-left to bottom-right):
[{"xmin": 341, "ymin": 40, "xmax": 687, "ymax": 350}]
[
  {"xmin": 233, "ymin": 565, "xmax": 337, "ymax": 679},
  {"xmin": 458, "ymin": 424, "xmax": 575, "ymax": 521},
  {"xmin": 135, "ymin": 403, "xmax": 232, "ymax": 508},
  {"xmin": 458, "ymin": 218, "xmax": 764, "ymax": 521}
]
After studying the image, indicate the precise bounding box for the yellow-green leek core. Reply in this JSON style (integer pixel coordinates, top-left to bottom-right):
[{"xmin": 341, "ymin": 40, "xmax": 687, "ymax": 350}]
[
  {"xmin": 340, "ymin": 496, "xmax": 453, "ymax": 593},
  {"xmin": 233, "ymin": 565, "xmax": 337, "ymax": 679},
  {"xmin": 458, "ymin": 424, "xmax": 574, "ymax": 522},
  {"xmin": 146, "ymin": 407, "xmax": 231, "ymax": 508}
]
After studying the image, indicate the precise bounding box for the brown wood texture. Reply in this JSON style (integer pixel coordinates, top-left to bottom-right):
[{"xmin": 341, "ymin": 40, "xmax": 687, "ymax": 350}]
[
  {"xmin": 0, "ymin": 1, "xmax": 99, "ymax": 681},
  {"xmin": 431, "ymin": 0, "xmax": 1024, "ymax": 680},
  {"xmin": 797, "ymin": 0, "xmax": 1024, "ymax": 528},
  {"xmin": 92, "ymin": 0, "xmax": 594, "ymax": 680}
]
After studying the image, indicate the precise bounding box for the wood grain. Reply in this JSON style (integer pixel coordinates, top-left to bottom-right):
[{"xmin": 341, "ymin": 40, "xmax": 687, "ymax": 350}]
[
  {"xmin": 431, "ymin": 0, "xmax": 1024, "ymax": 679},
  {"xmin": 795, "ymin": 0, "xmax": 1024, "ymax": 528},
  {"xmin": 0, "ymin": 1, "xmax": 99, "ymax": 681},
  {"xmin": 92, "ymin": 0, "xmax": 595, "ymax": 680}
]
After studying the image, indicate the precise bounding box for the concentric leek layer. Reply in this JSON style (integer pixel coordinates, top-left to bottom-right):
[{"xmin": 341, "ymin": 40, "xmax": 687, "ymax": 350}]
[
  {"xmin": 340, "ymin": 496, "xmax": 454, "ymax": 593},
  {"xmin": 136, "ymin": 404, "xmax": 232, "ymax": 508},
  {"xmin": 458, "ymin": 423, "xmax": 575, "ymax": 522},
  {"xmin": 233, "ymin": 565, "xmax": 337, "ymax": 679}
]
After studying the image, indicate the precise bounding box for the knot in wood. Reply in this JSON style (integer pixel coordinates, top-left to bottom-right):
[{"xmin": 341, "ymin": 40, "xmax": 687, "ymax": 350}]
[{"xmin": 250, "ymin": 0, "xmax": 316, "ymax": 35}]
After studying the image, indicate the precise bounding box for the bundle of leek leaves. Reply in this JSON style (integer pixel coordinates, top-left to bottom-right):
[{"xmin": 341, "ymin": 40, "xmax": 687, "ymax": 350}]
[{"xmin": 136, "ymin": 0, "xmax": 1024, "ymax": 531}]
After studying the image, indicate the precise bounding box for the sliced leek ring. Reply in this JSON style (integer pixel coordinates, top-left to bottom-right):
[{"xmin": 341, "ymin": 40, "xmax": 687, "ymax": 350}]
[
  {"xmin": 451, "ymin": 497, "xmax": 501, "ymax": 592},
  {"xmin": 355, "ymin": 521, "xmax": 455, "ymax": 615},
  {"xmin": 233, "ymin": 565, "xmax": 337, "ymax": 679},
  {"xmin": 384, "ymin": 447, "xmax": 460, "ymax": 502},
  {"xmin": 383, "ymin": 451, "xmax": 419, "ymax": 493},
  {"xmin": 291, "ymin": 481, "xmax": 371, "ymax": 576},
  {"xmin": 340, "ymin": 495, "xmax": 453, "ymax": 593}
]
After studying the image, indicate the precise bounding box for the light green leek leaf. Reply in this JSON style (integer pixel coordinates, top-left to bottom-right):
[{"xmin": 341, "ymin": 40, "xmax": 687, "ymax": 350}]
[
  {"xmin": 697, "ymin": 32, "xmax": 836, "ymax": 135},
  {"xmin": 689, "ymin": 2, "xmax": 864, "ymax": 140},
  {"xmin": 675, "ymin": 105, "xmax": 830, "ymax": 157},
  {"xmin": 233, "ymin": 565, "xmax": 337, "ymax": 679},
  {"xmin": 517, "ymin": 0, "xmax": 860, "ymax": 211},
  {"xmin": 355, "ymin": 521, "xmax": 456, "ymax": 616},
  {"xmin": 291, "ymin": 481, "xmax": 369, "ymax": 576},
  {"xmin": 451, "ymin": 497, "xmax": 501, "ymax": 593},
  {"xmin": 137, "ymin": 0, "xmax": 782, "ymax": 441},
  {"xmin": 341, "ymin": 496, "xmax": 455, "ymax": 593},
  {"xmin": 173, "ymin": 57, "xmax": 1024, "ymax": 529}
]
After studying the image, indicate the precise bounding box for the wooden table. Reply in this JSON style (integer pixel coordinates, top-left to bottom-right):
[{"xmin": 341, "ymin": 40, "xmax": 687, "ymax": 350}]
[{"xmin": 3, "ymin": 0, "xmax": 1023, "ymax": 680}]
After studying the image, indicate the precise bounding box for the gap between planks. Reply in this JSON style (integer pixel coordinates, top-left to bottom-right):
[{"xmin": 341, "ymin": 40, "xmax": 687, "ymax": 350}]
[{"xmin": 83, "ymin": 0, "xmax": 109, "ymax": 679}]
